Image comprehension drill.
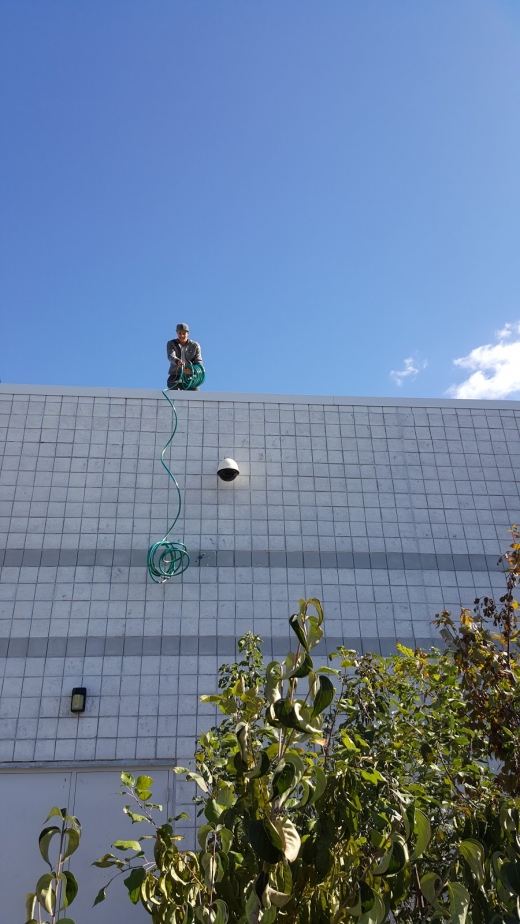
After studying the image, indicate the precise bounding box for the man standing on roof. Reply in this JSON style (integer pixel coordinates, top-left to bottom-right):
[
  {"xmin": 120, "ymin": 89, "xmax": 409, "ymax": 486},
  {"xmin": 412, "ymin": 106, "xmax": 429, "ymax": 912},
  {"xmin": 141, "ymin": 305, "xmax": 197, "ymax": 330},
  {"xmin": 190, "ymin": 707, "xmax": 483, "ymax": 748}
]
[{"xmin": 166, "ymin": 323, "xmax": 203, "ymax": 390}]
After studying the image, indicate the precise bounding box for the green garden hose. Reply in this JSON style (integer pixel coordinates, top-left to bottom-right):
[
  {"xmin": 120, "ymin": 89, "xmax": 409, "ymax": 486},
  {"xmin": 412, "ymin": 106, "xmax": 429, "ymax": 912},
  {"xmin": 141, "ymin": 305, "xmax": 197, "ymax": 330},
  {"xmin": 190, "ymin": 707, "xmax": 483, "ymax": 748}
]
[
  {"xmin": 175, "ymin": 363, "xmax": 206, "ymax": 391},
  {"xmin": 147, "ymin": 364, "xmax": 205, "ymax": 582}
]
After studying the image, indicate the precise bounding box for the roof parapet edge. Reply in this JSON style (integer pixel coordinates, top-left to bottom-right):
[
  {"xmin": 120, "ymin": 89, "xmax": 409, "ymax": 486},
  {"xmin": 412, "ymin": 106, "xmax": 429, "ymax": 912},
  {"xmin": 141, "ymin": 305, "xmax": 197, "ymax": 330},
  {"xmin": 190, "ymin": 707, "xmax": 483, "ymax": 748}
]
[{"xmin": 0, "ymin": 383, "xmax": 519, "ymax": 410}]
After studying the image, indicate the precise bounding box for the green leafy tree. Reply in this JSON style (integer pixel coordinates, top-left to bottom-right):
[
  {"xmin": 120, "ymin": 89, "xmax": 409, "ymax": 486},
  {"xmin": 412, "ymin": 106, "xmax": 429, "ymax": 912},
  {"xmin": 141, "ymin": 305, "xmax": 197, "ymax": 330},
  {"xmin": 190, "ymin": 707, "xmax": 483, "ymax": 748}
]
[
  {"xmin": 94, "ymin": 530, "xmax": 520, "ymax": 923},
  {"xmin": 25, "ymin": 806, "xmax": 81, "ymax": 924}
]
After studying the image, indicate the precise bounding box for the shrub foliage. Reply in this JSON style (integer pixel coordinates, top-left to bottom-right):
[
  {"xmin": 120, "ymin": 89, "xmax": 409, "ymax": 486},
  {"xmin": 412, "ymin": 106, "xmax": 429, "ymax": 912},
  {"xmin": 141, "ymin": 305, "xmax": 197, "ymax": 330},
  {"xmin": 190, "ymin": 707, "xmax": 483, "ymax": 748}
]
[{"xmin": 94, "ymin": 530, "xmax": 520, "ymax": 924}]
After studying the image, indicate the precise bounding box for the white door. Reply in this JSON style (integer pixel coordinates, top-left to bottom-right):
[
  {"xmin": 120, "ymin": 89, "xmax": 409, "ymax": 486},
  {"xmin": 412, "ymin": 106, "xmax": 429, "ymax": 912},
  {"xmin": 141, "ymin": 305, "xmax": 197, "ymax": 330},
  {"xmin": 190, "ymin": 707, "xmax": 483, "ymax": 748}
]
[
  {"xmin": 71, "ymin": 768, "xmax": 170, "ymax": 923},
  {"xmin": 0, "ymin": 768, "xmax": 171, "ymax": 924},
  {"xmin": 0, "ymin": 770, "xmax": 73, "ymax": 923}
]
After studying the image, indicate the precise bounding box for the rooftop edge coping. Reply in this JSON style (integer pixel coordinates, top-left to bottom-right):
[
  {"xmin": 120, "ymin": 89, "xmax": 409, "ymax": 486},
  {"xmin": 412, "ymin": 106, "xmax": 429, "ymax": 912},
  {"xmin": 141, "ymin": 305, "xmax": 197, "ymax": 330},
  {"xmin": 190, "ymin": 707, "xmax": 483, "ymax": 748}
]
[{"xmin": 1, "ymin": 383, "xmax": 520, "ymax": 411}]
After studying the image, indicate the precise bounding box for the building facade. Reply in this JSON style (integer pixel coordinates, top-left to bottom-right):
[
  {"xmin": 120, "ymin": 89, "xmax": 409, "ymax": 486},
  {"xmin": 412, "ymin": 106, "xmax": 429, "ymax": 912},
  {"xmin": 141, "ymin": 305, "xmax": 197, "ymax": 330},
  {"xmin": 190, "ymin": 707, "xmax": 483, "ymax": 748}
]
[{"xmin": 1, "ymin": 383, "xmax": 519, "ymax": 921}]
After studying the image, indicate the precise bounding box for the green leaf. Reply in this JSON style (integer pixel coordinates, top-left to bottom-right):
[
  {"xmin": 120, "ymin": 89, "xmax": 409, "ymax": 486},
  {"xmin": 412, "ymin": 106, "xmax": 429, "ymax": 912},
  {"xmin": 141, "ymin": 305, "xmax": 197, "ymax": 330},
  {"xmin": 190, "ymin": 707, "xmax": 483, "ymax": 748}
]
[
  {"xmin": 173, "ymin": 767, "xmax": 210, "ymax": 794},
  {"xmin": 38, "ymin": 825, "xmax": 61, "ymax": 867},
  {"xmin": 62, "ymin": 827, "xmax": 80, "ymax": 860},
  {"xmin": 273, "ymin": 754, "xmax": 305, "ymax": 805},
  {"xmin": 112, "ymin": 839, "xmax": 142, "ymax": 852},
  {"xmin": 348, "ymin": 882, "xmax": 376, "ymax": 917},
  {"xmin": 255, "ymin": 869, "xmax": 270, "ymax": 905},
  {"xmin": 340, "ymin": 731, "xmax": 358, "ymax": 751},
  {"xmin": 202, "ymin": 851, "xmax": 219, "ymax": 890},
  {"xmin": 309, "ymin": 765, "xmax": 327, "ymax": 804},
  {"xmin": 212, "ymin": 898, "xmax": 229, "ymax": 924},
  {"xmin": 265, "ymin": 817, "xmax": 284, "ymax": 850},
  {"xmin": 123, "ymin": 806, "xmax": 149, "ymax": 823},
  {"xmin": 290, "ymin": 610, "xmax": 309, "ymax": 650},
  {"xmin": 361, "ymin": 768, "xmax": 385, "ymax": 784},
  {"xmin": 273, "ymin": 699, "xmax": 321, "ymax": 734},
  {"xmin": 136, "ymin": 774, "xmax": 153, "ymax": 793},
  {"xmin": 91, "ymin": 852, "xmax": 124, "ymax": 869},
  {"xmin": 389, "ymin": 838, "xmax": 409, "ymax": 875},
  {"xmin": 246, "ymin": 749, "xmax": 270, "ymax": 781},
  {"xmin": 64, "ymin": 814, "xmax": 81, "ymax": 832},
  {"xmin": 292, "ymin": 651, "xmax": 314, "ymax": 678},
  {"xmin": 307, "ymin": 597, "xmax": 324, "ymax": 625},
  {"xmin": 265, "ymin": 661, "xmax": 283, "ymax": 704},
  {"xmin": 447, "ymin": 881, "xmax": 470, "ymax": 924},
  {"xmin": 370, "ymin": 828, "xmax": 387, "ymax": 849},
  {"xmin": 459, "ymin": 839, "xmax": 485, "ymax": 886},
  {"xmin": 197, "ymin": 823, "xmax": 214, "ymax": 850},
  {"xmin": 186, "ymin": 770, "xmax": 209, "ymax": 793},
  {"xmin": 36, "ymin": 872, "xmax": 55, "ymax": 914},
  {"xmin": 124, "ymin": 866, "xmax": 146, "ymax": 904},
  {"xmin": 359, "ymin": 892, "xmax": 386, "ymax": 924},
  {"xmin": 63, "ymin": 871, "xmax": 78, "ymax": 907},
  {"xmin": 315, "ymin": 840, "xmax": 333, "ymax": 880},
  {"xmin": 275, "ymin": 816, "xmax": 301, "ymax": 862},
  {"xmin": 360, "ymin": 882, "xmax": 376, "ymax": 914},
  {"xmin": 249, "ymin": 819, "xmax": 284, "ymax": 864},
  {"xmin": 204, "ymin": 798, "xmax": 223, "ymax": 823},
  {"xmin": 220, "ymin": 828, "xmax": 233, "ymax": 854},
  {"xmin": 121, "ymin": 772, "xmax": 135, "ymax": 787},
  {"xmin": 373, "ymin": 846, "xmax": 393, "ymax": 875},
  {"xmin": 266, "ymin": 887, "xmax": 292, "ymax": 909},
  {"xmin": 295, "ymin": 779, "xmax": 313, "ymax": 808},
  {"xmin": 420, "ymin": 871, "xmax": 442, "ymax": 904},
  {"xmin": 272, "ymin": 761, "xmax": 296, "ymax": 799},
  {"xmin": 286, "ymin": 752, "xmax": 305, "ymax": 778},
  {"xmin": 500, "ymin": 860, "xmax": 520, "ymax": 896},
  {"xmin": 236, "ymin": 722, "xmax": 249, "ymax": 762},
  {"xmin": 272, "ymin": 699, "xmax": 296, "ymax": 728},
  {"xmin": 93, "ymin": 888, "xmax": 106, "ymax": 906},
  {"xmin": 499, "ymin": 802, "xmax": 519, "ymax": 834},
  {"xmin": 373, "ymin": 836, "xmax": 408, "ymax": 877},
  {"xmin": 25, "ymin": 892, "xmax": 36, "ymax": 921},
  {"xmin": 55, "ymin": 918, "xmax": 76, "ymax": 924},
  {"xmin": 410, "ymin": 809, "xmax": 432, "ymax": 861},
  {"xmin": 44, "ymin": 806, "xmax": 64, "ymax": 822},
  {"xmin": 311, "ymin": 674, "xmax": 334, "ymax": 718},
  {"xmin": 215, "ymin": 782, "xmax": 235, "ymax": 808},
  {"xmin": 307, "ymin": 615, "xmax": 324, "ymax": 651}
]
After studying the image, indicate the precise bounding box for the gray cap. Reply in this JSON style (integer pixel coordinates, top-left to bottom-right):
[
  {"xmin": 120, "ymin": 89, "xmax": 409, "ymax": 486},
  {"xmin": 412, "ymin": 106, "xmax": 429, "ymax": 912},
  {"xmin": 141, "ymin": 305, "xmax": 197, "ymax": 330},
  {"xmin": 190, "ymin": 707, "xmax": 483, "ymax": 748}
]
[{"xmin": 176, "ymin": 323, "xmax": 189, "ymax": 332}]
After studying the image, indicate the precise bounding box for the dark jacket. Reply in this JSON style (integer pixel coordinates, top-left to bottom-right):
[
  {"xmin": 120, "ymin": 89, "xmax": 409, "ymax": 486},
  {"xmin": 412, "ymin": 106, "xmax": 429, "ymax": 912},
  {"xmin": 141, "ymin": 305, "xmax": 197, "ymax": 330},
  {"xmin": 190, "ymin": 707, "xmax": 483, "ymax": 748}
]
[{"xmin": 166, "ymin": 338, "xmax": 203, "ymax": 381}]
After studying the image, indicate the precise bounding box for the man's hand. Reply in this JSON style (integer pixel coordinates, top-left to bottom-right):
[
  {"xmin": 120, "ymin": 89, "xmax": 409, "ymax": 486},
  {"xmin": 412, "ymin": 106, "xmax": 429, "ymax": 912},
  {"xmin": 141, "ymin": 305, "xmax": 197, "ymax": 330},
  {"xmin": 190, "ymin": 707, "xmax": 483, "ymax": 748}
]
[{"xmin": 184, "ymin": 365, "xmax": 193, "ymax": 376}]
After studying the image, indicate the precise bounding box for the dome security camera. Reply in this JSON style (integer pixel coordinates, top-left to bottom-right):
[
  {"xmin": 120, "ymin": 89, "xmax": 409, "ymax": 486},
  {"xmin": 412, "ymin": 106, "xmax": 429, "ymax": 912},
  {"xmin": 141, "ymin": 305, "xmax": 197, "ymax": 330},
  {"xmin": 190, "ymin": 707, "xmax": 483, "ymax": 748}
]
[{"xmin": 217, "ymin": 458, "xmax": 240, "ymax": 482}]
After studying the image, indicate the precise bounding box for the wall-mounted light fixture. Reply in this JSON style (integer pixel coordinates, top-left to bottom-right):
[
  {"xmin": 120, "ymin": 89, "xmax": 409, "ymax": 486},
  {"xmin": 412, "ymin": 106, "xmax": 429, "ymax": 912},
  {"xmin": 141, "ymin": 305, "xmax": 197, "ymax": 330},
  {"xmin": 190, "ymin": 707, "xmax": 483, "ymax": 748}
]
[
  {"xmin": 217, "ymin": 458, "xmax": 240, "ymax": 482},
  {"xmin": 70, "ymin": 687, "xmax": 87, "ymax": 714}
]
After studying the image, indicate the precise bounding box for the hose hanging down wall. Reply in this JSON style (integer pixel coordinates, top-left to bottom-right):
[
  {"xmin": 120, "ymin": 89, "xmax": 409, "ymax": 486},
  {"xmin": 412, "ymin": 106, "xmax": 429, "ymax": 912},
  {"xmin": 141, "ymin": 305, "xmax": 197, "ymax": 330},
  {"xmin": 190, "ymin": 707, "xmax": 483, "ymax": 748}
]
[{"xmin": 147, "ymin": 364, "xmax": 205, "ymax": 583}]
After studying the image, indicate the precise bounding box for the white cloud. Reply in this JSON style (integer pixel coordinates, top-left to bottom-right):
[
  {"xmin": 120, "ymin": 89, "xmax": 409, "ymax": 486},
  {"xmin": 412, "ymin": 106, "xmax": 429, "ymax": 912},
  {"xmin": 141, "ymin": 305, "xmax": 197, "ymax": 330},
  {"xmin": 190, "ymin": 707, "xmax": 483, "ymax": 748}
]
[
  {"xmin": 446, "ymin": 321, "xmax": 520, "ymax": 400},
  {"xmin": 390, "ymin": 356, "xmax": 428, "ymax": 387}
]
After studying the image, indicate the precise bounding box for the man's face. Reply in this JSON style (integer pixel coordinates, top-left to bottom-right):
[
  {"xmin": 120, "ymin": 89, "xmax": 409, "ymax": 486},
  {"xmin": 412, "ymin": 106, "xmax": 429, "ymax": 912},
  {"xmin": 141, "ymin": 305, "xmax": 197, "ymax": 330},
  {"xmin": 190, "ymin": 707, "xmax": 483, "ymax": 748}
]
[{"xmin": 177, "ymin": 329, "xmax": 189, "ymax": 344}]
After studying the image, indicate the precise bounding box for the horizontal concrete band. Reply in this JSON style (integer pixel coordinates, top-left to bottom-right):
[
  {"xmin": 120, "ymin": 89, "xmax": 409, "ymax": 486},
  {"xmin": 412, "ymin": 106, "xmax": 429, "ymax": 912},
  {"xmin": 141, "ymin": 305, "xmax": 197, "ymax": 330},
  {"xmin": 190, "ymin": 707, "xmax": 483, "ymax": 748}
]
[
  {"xmin": 0, "ymin": 547, "xmax": 505, "ymax": 572},
  {"xmin": 2, "ymin": 383, "xmax": 520, "ymax": 410},
  {"xmin": 0, "ymin": 633, "xmax": 441, "ymax": 660}
]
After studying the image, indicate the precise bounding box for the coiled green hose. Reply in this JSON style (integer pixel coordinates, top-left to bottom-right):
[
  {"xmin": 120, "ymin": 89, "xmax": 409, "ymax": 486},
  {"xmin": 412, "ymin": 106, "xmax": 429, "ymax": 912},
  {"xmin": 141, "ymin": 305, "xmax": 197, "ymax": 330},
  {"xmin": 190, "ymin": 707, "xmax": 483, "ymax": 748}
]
[
  {"xmin": 147, "ymin": 364, "xmax": 205, "ymax": 582},
  {"xmin": 176, "ymin": 362, "xmax": 206, "ymax": 391}
]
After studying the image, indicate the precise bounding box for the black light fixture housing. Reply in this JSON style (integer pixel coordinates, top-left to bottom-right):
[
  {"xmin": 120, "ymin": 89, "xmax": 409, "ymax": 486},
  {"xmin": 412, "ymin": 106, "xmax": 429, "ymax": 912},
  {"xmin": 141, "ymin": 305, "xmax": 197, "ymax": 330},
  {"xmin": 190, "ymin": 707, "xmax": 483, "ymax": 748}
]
[
  {"xmin": 71, "ymin": 687, "xmax": 87, "ymax": 714},
  {"xmin": 217, "ymin": 458, "xmax": 240, "ymax": 482}
]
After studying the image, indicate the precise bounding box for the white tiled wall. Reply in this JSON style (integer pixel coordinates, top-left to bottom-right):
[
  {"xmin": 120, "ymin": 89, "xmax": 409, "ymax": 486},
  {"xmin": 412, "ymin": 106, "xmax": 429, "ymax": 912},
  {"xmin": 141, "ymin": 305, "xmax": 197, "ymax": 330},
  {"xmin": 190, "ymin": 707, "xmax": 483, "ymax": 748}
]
[{"xmin": 0, "ymin": 385, "xmax": 519, "ymax": 768}]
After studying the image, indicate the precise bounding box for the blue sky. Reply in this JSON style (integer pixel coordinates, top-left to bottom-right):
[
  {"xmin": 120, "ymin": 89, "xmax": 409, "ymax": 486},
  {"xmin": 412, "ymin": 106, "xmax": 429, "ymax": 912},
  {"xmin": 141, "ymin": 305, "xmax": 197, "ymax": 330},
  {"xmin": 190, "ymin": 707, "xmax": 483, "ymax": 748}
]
[{"xmin": 1, "ymin": 0, "xmax": 520, "ymax": 398}]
